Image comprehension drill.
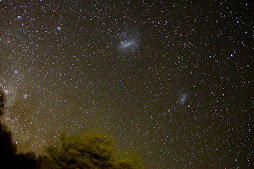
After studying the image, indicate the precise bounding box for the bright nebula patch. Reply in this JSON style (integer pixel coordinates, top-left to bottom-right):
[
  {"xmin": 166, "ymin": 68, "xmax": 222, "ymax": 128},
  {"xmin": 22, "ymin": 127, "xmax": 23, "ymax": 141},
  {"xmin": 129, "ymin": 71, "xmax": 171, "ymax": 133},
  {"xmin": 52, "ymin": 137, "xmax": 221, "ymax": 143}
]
[
  {"xmin": 119, "ymin": 39, "xmax": 138, "ymax": 51},
  {"xmin": 117, "ymin": 29, "xmax": 139, "ymax": 53},
  {"xmin": 120, "ymin": 40, "xmax": 135, "ymax": 48}
]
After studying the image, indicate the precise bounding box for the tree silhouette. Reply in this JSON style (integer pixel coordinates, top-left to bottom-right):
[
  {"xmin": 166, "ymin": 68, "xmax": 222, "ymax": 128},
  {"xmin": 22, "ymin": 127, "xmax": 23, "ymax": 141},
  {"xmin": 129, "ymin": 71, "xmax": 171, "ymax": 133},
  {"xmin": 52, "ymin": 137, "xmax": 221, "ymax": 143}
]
[
  {"xmin": 0, "ymin": 89, "xmax": 39, "ymax": 169},
  {"xmin": 1, "ymin": 89, "xmax": 145, "ymax": 169},
  {"xmin": 0, "ymin": 89, "xmax": 17, "ymax": 158},
  {"xmin": 41, "ymin": 131, "xmax": 146, "ymax": 169}
]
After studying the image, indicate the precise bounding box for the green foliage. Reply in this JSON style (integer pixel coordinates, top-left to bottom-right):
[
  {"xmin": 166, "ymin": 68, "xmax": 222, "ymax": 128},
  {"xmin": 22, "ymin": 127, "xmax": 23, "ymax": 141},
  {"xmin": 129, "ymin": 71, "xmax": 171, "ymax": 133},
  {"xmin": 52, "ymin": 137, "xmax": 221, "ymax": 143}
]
[
  {"xmin": 42, "ymin": 131, "xmax": 145, "ymax": 169},
  {"xmin": 114, "ymin": 152, "xmax": 144, "ymax": 169}
]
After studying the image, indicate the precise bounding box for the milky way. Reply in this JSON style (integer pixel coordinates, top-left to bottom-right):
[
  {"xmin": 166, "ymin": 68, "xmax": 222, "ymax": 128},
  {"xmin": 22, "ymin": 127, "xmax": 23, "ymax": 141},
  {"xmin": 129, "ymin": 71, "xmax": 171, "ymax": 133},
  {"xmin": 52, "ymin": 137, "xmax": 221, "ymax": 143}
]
[{"xmin": 0, "ymin": 1, "xmax": 253, "ymax": 168}]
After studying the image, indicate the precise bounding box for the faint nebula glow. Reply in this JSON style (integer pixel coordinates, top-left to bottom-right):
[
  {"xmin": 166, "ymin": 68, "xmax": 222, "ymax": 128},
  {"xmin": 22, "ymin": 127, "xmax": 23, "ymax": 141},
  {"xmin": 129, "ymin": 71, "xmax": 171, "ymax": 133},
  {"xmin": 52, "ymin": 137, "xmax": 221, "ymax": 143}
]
[{"xmin": 178, "ymin": 93, "xmax": 188, "ymax": 105}]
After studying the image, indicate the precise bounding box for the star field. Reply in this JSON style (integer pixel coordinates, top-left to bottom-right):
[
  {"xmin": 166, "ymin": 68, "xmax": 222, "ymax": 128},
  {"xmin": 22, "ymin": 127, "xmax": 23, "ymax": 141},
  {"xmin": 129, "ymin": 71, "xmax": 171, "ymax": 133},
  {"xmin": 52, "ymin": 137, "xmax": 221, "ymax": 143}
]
[{"xmin": 0, "ymin": 0, "xmax": 253, "ymax": 168}]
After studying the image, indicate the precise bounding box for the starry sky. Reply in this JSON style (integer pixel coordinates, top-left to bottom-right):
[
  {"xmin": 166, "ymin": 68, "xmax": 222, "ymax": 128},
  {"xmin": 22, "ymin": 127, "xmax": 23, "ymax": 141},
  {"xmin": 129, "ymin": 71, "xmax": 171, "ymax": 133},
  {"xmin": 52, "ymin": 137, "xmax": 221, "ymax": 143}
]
[{"xmin": 0, "ymin": 0, "xmax": 253, "ymax": 168}]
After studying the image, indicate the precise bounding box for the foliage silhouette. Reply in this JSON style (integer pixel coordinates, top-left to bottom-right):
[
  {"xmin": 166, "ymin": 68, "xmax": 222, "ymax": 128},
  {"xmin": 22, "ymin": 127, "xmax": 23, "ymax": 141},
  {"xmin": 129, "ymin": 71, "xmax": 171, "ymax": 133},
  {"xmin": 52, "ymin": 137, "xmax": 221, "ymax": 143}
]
[{"xmin": 0, "ymin": 89, "xmax": 39, "ymax": 169}]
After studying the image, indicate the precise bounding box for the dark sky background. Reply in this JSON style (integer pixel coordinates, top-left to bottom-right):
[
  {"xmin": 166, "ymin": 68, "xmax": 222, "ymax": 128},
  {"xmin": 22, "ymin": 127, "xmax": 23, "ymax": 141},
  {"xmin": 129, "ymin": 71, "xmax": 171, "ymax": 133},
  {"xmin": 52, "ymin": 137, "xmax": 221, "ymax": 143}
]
[{"xmin": 0, "ymin": 0, "xmax": 253, "ymax": 168}]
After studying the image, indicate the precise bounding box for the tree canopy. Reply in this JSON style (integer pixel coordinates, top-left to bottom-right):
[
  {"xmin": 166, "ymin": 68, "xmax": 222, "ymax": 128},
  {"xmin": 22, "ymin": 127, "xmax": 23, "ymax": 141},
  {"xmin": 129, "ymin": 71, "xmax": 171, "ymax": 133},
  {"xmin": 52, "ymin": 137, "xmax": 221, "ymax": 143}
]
[{"xmin": 41, "ymin": 131, "xmax": 145, "ymax": 169}]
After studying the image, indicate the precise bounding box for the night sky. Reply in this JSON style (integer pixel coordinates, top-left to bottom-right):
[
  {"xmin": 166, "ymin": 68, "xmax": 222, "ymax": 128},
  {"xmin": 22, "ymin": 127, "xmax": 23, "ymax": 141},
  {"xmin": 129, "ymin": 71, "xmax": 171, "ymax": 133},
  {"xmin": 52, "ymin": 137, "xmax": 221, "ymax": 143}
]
[{"xmin": 0, "ymin": 0, "xmax": 253, "ymax": 168}]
